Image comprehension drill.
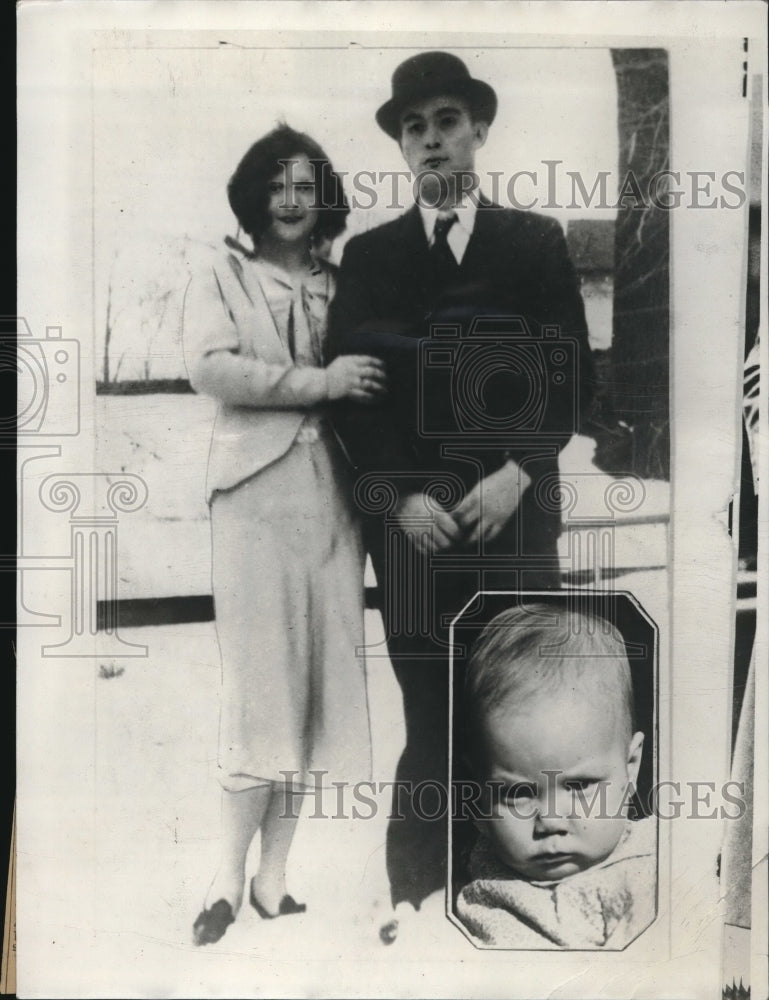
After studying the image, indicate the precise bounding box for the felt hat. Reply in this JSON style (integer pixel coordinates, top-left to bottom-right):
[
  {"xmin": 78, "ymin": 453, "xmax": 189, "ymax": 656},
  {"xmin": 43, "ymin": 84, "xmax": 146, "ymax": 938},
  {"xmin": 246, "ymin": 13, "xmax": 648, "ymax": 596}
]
[{"xmin": 376, "ymin": 51, "xmax": 498, "ymax": 139}]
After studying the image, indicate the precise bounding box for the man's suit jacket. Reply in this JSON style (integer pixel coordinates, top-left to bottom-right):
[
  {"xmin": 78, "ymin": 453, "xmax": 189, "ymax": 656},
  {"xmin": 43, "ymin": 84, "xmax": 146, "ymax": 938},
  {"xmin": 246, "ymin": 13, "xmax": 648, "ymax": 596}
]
[{"xmin": 327, "ymin": 200, "xmax": 594, "ymax": 562}]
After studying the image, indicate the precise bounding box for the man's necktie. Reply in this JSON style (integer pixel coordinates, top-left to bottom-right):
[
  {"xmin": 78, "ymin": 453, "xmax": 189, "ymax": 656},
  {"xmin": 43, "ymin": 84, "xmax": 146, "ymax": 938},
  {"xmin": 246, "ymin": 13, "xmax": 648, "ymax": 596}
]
[{"xmin": 429, "ymin": 211, "xmax": 459, "ymax": 285}]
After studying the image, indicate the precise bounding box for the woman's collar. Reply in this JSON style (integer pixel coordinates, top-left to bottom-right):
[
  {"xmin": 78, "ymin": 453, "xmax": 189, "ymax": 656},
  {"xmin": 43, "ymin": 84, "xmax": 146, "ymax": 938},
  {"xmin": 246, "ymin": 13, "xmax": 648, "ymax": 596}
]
[{"xmin": 224, "ymin": 233, "xmax": 324, "ymax": 283}]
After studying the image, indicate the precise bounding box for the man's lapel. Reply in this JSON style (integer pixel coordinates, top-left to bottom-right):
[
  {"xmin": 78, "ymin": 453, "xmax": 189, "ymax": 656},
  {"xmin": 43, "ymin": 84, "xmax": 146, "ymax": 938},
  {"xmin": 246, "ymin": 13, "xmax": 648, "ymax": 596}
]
[
  {"xmin": 461, "ymin": 198, "xmax": 507, "ymax": 273},
  {"xmin": 396, "ymin": 204, "xmax": 429, "ymax": 256},
  {"xmin": 389, "ymin": 205, "xmax": 432, "ymax": 306}
]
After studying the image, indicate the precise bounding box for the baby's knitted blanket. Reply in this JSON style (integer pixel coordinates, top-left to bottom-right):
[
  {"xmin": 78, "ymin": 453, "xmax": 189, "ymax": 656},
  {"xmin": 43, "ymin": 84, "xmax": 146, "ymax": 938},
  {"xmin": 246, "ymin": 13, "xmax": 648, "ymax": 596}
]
[{"xmin": 455, "ymin": 817, "xmax": 657, "ymax": 949}]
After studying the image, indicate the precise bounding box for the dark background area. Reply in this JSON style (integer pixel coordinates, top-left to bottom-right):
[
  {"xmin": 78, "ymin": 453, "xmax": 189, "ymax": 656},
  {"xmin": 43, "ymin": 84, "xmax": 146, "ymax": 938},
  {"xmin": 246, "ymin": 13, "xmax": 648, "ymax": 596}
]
[{"xmin": 2, "ymin": 3, "xmax": 18, "ymax": 994}]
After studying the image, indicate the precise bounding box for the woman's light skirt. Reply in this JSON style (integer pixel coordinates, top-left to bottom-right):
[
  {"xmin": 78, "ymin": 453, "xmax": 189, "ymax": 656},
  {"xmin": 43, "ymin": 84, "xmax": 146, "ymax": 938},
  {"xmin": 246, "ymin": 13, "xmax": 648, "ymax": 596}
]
[{"xmin": 210, "ymin": 425, "xmax": 372, "ymax": 791}]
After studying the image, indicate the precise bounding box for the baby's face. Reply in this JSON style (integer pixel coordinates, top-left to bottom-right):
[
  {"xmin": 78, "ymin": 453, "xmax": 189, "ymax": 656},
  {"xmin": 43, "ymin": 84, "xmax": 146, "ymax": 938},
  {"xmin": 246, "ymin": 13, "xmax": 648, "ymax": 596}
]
[{"xmin": 475, "ymin": 690, "xmax": 643, "ymax": 883}]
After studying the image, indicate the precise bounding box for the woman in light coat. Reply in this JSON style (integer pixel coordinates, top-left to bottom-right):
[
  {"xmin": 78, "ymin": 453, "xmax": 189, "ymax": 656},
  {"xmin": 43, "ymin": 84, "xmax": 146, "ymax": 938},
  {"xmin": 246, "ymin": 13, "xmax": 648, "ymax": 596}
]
[{"xmin": 183, "ymin": 124, "xmax": 386, "ymax": 945}]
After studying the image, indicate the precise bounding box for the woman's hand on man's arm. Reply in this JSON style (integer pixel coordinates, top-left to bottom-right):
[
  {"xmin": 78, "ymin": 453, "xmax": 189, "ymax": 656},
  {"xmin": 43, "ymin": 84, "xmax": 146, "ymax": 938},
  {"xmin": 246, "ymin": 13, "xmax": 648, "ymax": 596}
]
[
  {"xmin": 189, "ymin": 349, "xmax": 329, "ymax": 409},
  {"xmin": 189, "ymin": 349, "xmax": 387, "ymax": 409},
  {"xmin": 325, "ymin": 355, "xmax": 387, "ymax": 404}
]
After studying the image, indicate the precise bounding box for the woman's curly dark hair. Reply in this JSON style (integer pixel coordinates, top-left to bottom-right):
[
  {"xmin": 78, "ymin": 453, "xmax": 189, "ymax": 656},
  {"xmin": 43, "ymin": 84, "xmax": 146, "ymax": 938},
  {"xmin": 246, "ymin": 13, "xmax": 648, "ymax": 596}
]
[{"xmin": 227, "ymin": 124, "xmax": 350, "ymax": 247}]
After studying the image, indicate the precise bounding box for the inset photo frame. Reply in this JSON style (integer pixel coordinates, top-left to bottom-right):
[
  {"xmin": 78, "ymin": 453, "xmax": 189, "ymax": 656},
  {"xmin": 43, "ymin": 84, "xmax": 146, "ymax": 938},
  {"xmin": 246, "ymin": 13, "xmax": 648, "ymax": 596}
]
[{"xmin": 448, "ymin": 590, "xmax": 658, "ymax": 951}]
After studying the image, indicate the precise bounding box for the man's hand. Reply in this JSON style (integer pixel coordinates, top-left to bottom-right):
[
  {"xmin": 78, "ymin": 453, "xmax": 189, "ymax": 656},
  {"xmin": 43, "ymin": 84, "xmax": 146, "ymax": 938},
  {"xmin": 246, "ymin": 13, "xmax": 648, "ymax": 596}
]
[
  {"xmin": 453, "ymin": 460, "xmax": 532, "ymax": 545},
  {"xmin": 393, "ymin": 492, "xmax": 464, "ymax": 554}
]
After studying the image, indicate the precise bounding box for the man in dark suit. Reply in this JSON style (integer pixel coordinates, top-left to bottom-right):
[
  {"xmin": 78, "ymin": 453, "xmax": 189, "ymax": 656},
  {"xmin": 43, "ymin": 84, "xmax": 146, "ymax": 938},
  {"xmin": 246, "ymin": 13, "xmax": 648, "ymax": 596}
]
[{"xmin": 327, "ymin": 51, "xmax": 594, "ymax": 937}]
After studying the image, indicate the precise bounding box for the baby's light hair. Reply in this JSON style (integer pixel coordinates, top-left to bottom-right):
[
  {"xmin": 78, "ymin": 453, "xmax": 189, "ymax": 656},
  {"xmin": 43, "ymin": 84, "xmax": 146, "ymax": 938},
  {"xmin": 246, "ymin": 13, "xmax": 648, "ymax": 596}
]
[{"xmin": 464, "ymin": 603, "xmax": 635, "ymax": 752}]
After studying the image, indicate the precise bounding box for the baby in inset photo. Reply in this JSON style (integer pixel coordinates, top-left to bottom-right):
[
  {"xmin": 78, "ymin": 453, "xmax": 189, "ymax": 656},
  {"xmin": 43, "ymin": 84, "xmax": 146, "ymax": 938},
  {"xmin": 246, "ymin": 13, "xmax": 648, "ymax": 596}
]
[{"xmin": 455, "ymin": 603, "xmax": 656, "ymax": 949}]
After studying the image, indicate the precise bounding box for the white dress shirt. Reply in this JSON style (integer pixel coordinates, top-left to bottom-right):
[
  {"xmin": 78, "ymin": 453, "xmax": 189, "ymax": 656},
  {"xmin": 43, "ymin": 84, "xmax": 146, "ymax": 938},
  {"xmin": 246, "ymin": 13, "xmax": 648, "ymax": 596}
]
[{"xmin": 418, "ymin": 197, "xmax": 478, "ymax": 265}]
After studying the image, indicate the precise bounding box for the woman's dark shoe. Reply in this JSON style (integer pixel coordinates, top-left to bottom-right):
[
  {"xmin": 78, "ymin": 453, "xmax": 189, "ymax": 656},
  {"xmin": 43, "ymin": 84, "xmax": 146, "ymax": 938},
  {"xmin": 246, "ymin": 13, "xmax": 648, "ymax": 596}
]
[
  {"xmin": 192, "ymin": 898, "xmax": 235, "ymax": 945},
  {"xmin": 249, "ymin": 882, "xmax": 306, "ymax": 919}
]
